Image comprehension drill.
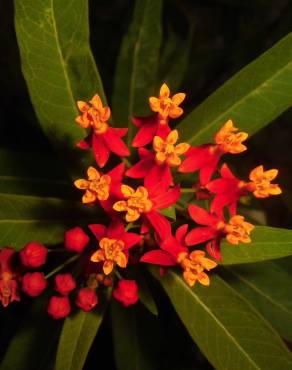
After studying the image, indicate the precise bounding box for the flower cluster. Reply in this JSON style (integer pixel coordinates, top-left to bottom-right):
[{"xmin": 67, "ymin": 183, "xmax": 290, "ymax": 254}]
[{"xmin": 0, "ymin": 84, "xmax": 281, "ymax": 317}]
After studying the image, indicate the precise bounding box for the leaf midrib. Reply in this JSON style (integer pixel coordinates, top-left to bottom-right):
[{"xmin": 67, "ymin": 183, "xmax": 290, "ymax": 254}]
[
  {"xmin": 184, "ymin": 54, "xmax": 292, "ymax": 145},
  {"xmin": 227, "ymin": 267, "xmax": 292, "ymax": 317},
  {"xmin": 172, "ymin": 273, "xmax": 261, "ymax": 370}
]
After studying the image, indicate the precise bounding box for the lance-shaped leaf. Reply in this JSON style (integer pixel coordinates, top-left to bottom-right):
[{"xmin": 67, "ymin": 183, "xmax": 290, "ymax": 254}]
[
  {"xmin": 111, "ymin": 301, "xmax": 161, "ymax": 370},
  {"xmin": 220, "ymin": 226, "xmax": 292, "ymax": 265},
  {"xmin": 0, "ymin": 193, "xmax": 98, "ymax": 248},
  {"xmin": 14, "ymin": 0, "xmax": 106, "ymax": 177},
  {"xmin": 152, "ymin": 268, "xmax": 292, "ymax": 370},
  {"xmin": 55, "ymin": 290, "xmax": 110, "ymax": 370},
  {"xmin": 177, "ymin": 33, "xmax": 292, "ymax": 145},
  {"xmin": 0, "ymin": 295, "xmax": 62, "ymax": 370},
  {"xmin": 220, "ymin": 262, "xmax": 292, "ymax": 341},
  {"xmin": 0, "ymin": 149, "xmax": 71, "ymax": 198},
  {"xmin": 112, "ymin": 0, "xmax": 162, "ymax": 143}
]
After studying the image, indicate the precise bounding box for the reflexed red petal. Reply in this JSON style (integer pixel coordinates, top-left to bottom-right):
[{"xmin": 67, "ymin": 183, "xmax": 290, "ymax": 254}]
[
  {"xmin": 199, "ymin": 162, "xmax": 218, "ymax": 185},
  {"xmin": 123, "ymin": 233, "xmax": 142, "ymax": 248},
  {"xmin": 113, "ymin": 128, "xmax": 128, "ymax": 137},
  {"xmin": 132, "ymin": 115, "xmax": 156, "ymax": 128},
  {"xmin": 145, "ymin": 210, "xmax": 171, "ymax": 240},
  {"xmin": 220, "ymin": 163, "xmax": 237, "ymax": 179},
  {"xmin": 126, "ymin": 157, "xmax": 154, "ymax": 178},
  {"xmin": 138, "ymin": 147, "xmax": 153, "ymax": 159},
  {"xmin": 207, "ymin": 178, "xmax": 233, "ymax": 193},
  {"xmin": 178, "ymin": 146, "xmax": 207, "ymax": 173},
  {"xmin": 151, "ymin": 185, "xmax": 180, "ymax": 209},
  {"xmin": 92, "ymin": 134, "xmax": 110, "ymax": 168},
  {"xmin": 103, "ymin": 128, "xmax": 130, "ymax": 156},
  {"xmin": 132, "ymin": 122, "xmax": 157, "ymax": 147},
  {"xmin": 188, "ymin": 205, "xmax": 216, "ymax": 226},
  {"xmin": 146, "ymin": 164, "xmax": 173, "ymax": 188},
  {"xmin": 108, "ymin": 163, "xmax": 125, "ymax": 183},
  {"xmin": 210, "ymin": 193, "xmax": 239, "ymax": 215},
  {"xmin": 185, "ymin": 227, "xmax": 217, "ymax": 246},
  {"xmin": 88, "ymin": 224, "xmax": 106, "ymax": 240},
  {"xmin": 156, "ymin": 123, "xmax": 171, "ymax": 139},
  {"xmin": 140, "ymin": 250, "xmax": 176, "ymax": 266},
  {"xmin": 107, "ymin": 220, "xmax": 124, "ymax": 239},
  {"xmin": 206, "ymin": 239, "xmax": 221, "ymax": 261},
  {"xmin": 175, "ymin": 224, "xmax": 188, "ymax": 245},
  {"xmin": 161, "ymin": 236, "xmax": 188, "ymax": 259},
  {"xmin": 76, "ymin": 135, "xmax": 91, "ymax": 150}
]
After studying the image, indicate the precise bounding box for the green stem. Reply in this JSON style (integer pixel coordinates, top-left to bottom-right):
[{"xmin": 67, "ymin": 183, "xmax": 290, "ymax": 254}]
[
  {"xmin": 122, "ymin": 157, "xmax": 132, "ymax": 168},
  {"xmin": 181, "ymin": 188, "xmax": 197, "ymax": 193},
  {"xmin": 48, "ymin": 248, "xmax": 68, "ymax": 253},
  {"xmin": 45, "ymin": 254, "xmax": 79, "ymax": 279},
  {"xmin": 114, "ymin": 270, "xmax": 122, "ymax": 280}
]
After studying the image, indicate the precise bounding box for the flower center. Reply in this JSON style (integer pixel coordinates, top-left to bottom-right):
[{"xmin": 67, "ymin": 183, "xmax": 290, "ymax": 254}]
[
  {"xmin": 224, "ymin": 215, "xmax": 254, "ymax": 244},
  {"xmin": 214, "ymin": 120, "xmax": 248, "ymax": 154}
]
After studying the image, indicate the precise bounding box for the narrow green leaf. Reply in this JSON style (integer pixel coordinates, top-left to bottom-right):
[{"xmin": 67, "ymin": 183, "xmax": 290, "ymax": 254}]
[
  {"xmin": 111, "ymin": 301, "xmax": 161, "ymax": 370},
  {"xmin": 136, "ymin": 272, "xmax": 158, "ymax": 316},
  {"xmin": 220, "ymin": 262, "xmax": 292, "ymax": 341},
  {"xmin": 0, "ymin": 193, "xmax": 98, "ymax": 248},
  {"xmin": 159, "ymin": 25, "xmax": 194, "ymax": 91},
  {"xmin": 0, "ymin": 295, "xmax": 62, "ymax": 370},
  {"xmin": 160, "ymin": 206, "xmax": 176, "ymax": 220},
  {"xmin": 112, "ymin": 0, "xmax": 162, "ymax": 143},
  {"xmin": 177, "ymin": 33, "xmax": 292, "ymax": 145},
  {"xmin": 55, "ymin": 290, "xmax": 110, "ymax": 370},
  {"xmin": 221, "ymin": 226, "xmax": 292, "ymax": 265},
  {"xmin": 0, "ymin": 149, "xmax": 71, "ymax": 198},
  {"xmin": 152, "ymin": 268, "xmax": 292, "ymax": 370},
  {"xmin": 14, "ymin": 0, "xmax": 106, "ymax": 177}
]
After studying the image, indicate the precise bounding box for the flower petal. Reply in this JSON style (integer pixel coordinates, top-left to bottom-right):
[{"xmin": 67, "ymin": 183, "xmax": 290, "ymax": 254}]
[
  {"xmin": 89, "ymin": 224, "xmax": 106, "ymax": 240},
  {"xmin": 185, "ymin": 227, "xmax": 217, "ymax": 246},
  {"xmin": 188, "ymin": 205, "xmax": 216, "ymax": 226},
  {"xmin": 132, "ymin": 121, "xmax": 158, "ymax": 147},
  {"xmin": 103, "ymin": 127, "xmax": 130, "ymax": 157},
  {"xmin": 140, "ymin": 250, "xmax": 176, "ymax": 266},
  {"xmin": 92, "ymin": 134, "xmax": 110, "ymax": 168}
]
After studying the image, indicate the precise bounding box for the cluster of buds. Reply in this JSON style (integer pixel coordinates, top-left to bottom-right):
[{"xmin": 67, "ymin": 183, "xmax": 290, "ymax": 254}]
[{"xmin": 0, "ymin": 84, "xmax": 281, "ymax": 317}]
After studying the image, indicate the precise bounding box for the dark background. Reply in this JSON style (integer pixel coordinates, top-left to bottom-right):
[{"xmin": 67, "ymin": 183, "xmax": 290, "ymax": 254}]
[{"xmin": 0, "ymin": 0, "xmax": 292, "ymax": 369}]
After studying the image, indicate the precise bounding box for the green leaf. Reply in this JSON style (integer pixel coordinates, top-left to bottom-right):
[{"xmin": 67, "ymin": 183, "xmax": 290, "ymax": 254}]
[
  {"xmin": 152, "ymin": 268, "xmax": 292, "ymax": 370},
  {"xmin": 221, "ymin": 226, "xmax": 292, "ymax": 265},
  {"xmin": 160, "ymin": 206, "xmax": 176, "ymax": 220},
  {"xmin": 0, "ymin": 149, "xmax": 72, "ymax": 198},
  {"xmin": 0, "ymin": 295, "xmax": 62, "ymax": 370},
  {"xmin": 158, "ymin": 25, "xmax": 194, "ymax": 92},
  {"xmin": 0, "ymin": 193, "xmax": 98, "ymax": 248},
  {"xmin": 55, "ymin": 290, "xmax": 110, "ymax": 370},
  {"xmin": 112, "ymin": 0, "xmax": 162, "ymax": 143},
  {"xmin": 220, "ymin": 262, "xmax": 292, "ymax": 341},
  {"xmin": 14, "ymin": 0, "xmax": 106, "ymax": 177},
  {"xmin": 177, "ymin": 33, "xmax": 292, "ymax": 145},
  {"xmin": 111, "ymin": 301, "xmax": 161, "ymax": 370},
  {"xmin": 136, "ymin": 272, "xmax": 158, "ymax": 316}
]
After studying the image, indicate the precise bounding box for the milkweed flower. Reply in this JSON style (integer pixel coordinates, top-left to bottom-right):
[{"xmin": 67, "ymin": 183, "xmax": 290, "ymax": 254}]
[
  {"xmin": 75, "ymin": 287, "xmax": 98, "ymax": 312},
  {"xmin": 19, "ymin": 242, "xmax": 48, "ymax": 268},
  {"xmin": 206, "ymin": 164, "xmax": 282, "ymax": 215},
  {"xmin": 127, "ymin": 130, "xmax": 189, "ymax": 186},
  {"xmin": 0, "ymin": 247, "xmax": 20, "ymax": 307},
  {"xmin": 22, "ymin": 272, "xmax": 47, "ymax": 297},
  {"xmin": 179, "ymin": 120, "xmax": 248, "ymax": 184},
  {"xmin": 74, "ymin": 163, "xmax": 125, "ymax": 212},
  {"xmin": 89, "ymin": 220, "xmax": 142, "ymax": 275},
  {"xmin": 64, "ymin": 227, "xmax": 89, "ymax": 253},
  {"xmin": 113, "ymin": 180, "xmax": 180, "ymax": 239},
  {"xmin": 141, "ymin": 225, "xmax": 217, "ymax": 286},
  {"xmin": 185, "ymin": 205, "xmax": 254, "ymax": 260},
  {"xmin": 47, "ymin": 296, "xmax": 71, "ymax": 319},
  {"xmin": 76, "ymin": 94, "xmax": 129, "ymax": 167},
  {"xmin": 54, "ymin": 273, "xmax": 76, "ymax": 296},
  {"xmin": 132, "ymin": 83, "xmax": 185, "ymax": 147}
]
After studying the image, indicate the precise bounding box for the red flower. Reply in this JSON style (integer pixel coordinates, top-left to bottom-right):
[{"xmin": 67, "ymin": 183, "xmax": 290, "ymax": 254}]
[
  {"xmin": 54, "ymin": 273, "xmax": 76, "ymax": 296},
  {"xmin": 127, "ymin": 130, "xmax": 189, "ymax": 187},
  {"xmin": 185, "ymin": 205, "xmax": 254, "ymax": 260},
  {"xmin": 76, "ymin": 94, "xmax": 129, "ymax": 168},
  {"xmin": 141, "ymin": 225, "xmax": 217, "ymax": 287},
  {"xmin": 0, "ymin": 248, "xmax": 20, "ymax": 307},
  {"xmin": 22, "ymin": 272, "xmax": 47, "ymax": 297},
  {"xmin": 75, "ymin": 163, "xmax": 125, "ymax": 213},
  {"xmin": 47, "ymin": 296, "xmax": 71, "ymax": 319},
  {"xmin": 113, "ymin": 279, "xmax": 139, "ymax": 307},
  {"xmin": 89, "ymin": 220, "xmax": 142, "ymax": 275},
  {"xmin": 179, "ymin": 120, "xmax": 248, "ymax": 185},
  {"xmin": 132, "ymin": 83, "xmax": 185, "ymax": 147},
  {"xmin": 113, "ymin": 179, "xmax": 180, "ymax": 240},
  {"xmin": 75, "ymin": 287, "xmax": 98, "ymax": 312},
  {"xmin": 20, "ymin": 242, "xmax": 48, "ymax": 268},
  {"xmin": 64, "ymin": 227, "xmax": 89, "ymax": 253}
]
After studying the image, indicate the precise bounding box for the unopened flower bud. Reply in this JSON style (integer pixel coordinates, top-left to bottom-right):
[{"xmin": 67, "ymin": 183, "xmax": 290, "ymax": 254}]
[
  {"xmin": 113, "ymin": 279, "xmax": 139, "ymax": 307},
  {"xmin": 22, "ymin": 272, "xmax": 47, "ymax": 297},
  {"xmin": 75, "ymin": 287, "xmax": 98, "ymax": 312},
  {"xmin": 64, "ymin": 227, "xmax": 89, "ymax": 253},
  {"xmin": 20, "ymin": 242, "xmax": 48, "ymax": 268},
  {"xmin": 54, "ymin": 273, "xmax": 76, "ymax": 295},
  {"xmin": 47, "ymin": 296, "xmax": 71, "ymax": 319}
]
